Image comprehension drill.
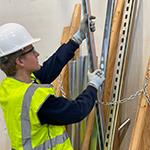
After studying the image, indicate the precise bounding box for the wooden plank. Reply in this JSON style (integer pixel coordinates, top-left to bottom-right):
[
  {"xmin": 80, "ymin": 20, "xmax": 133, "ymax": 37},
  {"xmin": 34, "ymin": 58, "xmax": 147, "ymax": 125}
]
[
  {"xmin": 139, "ymin": 106, "xmax": 150, "ymax": 150},
  {"xmin": 53, "ymin": 4, "xmax": 81, "ymax": 97},
  {"xmin": 103, "ymin": 0, "xmax": 125, "ymax": 124},
  {"xmin": 53, "ymin": 26, "xmax": 70, "ymax": 96},
  {"xmin": 61, "ymin": 27, "xmax": 71, "ymax": 44},
  {"xmin": 61, "ymin": 4, "xmax": 81, "ymax": 98},
  {"xmin": 129, "ymin": 58, "xmax": 150, "ymax": 150},
  {"xmin": 68, "ymin": 4, "xmax": 81, "ymax": 60},
  {"xmin": 60, "ymin": 26, "xmax": 71, "ymax": 97},
  {"xmin": 68, "ymin": 4, "xmax": 81, "ymax": 38}
]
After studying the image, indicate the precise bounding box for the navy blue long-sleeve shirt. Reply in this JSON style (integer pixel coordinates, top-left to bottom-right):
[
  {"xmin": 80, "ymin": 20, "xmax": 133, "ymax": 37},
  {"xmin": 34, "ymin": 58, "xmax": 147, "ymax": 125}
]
[{"xmin": 34, "ymin": 40, "xmax": 97, "ymax": 125}]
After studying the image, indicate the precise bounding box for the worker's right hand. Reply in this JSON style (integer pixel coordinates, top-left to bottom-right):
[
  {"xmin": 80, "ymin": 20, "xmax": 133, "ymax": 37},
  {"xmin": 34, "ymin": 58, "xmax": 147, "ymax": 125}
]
[
  {"xmin": 88, "ymin": 69, "xmax": 105, "ymax": 90},
  {"xmin": 72, "ymin": 14, "xmax": 96, "ymax": 45}
]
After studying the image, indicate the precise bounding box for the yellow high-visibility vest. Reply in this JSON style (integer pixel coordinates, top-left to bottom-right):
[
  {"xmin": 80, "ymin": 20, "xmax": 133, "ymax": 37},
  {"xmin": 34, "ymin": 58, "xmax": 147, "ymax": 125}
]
[{"xmin": 0, "ymin": 77, "xmax": 73, "ymax": 150}]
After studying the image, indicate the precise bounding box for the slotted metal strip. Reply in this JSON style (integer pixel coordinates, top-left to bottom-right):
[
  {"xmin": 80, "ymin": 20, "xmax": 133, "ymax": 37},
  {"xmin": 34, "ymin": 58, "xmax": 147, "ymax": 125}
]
[
  {"xmin": 104, "ymin": 0, "xmax": 137, "ymax": 149},
  {"xmin": 97, "ymin": 0, "xmax": 116, "ymax": 148}
]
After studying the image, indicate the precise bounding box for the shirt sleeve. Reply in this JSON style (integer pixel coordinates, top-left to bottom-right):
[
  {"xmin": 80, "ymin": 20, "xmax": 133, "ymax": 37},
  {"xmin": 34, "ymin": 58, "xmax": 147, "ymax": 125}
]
[
  {"xmin": 37, "ymin": 86, "xmax": 97, "ymax": 125},
  {"xmin": 33, "ymin": 40, "xmax": 79, "ymax": 84}
]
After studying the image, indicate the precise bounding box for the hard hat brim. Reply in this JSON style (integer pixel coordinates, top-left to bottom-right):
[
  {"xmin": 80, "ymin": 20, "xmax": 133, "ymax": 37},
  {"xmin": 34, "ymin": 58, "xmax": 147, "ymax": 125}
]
[
  {"xmin": 20, "ymin": 38, "xmax": 41, "ymax": 50},
  {"xmin": 0, "ymin": 38, "xmax": 41, "ymax": 57}
]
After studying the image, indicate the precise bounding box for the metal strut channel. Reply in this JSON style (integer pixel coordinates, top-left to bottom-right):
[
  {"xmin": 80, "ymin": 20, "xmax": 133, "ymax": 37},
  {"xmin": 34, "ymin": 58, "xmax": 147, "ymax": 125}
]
[
  {"xmin": 98, "ymin": 0, "xmax": 116, "ymax": 148},
  {"xmin": 82, "ymin": 0, "xmax": 117, "ymax": 149},
  {"xmin": 104, "ymin": 0, "xmax": 137, "ymax": 149},
  {"xmin": 100, "ymin": 0, "xmax": 116, "ymax": 74}
]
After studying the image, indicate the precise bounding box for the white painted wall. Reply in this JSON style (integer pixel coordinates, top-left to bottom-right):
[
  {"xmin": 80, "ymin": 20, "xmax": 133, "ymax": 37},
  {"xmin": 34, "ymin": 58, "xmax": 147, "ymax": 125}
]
[
  {"xmin": 0, "ymin": 0, "xmax": 148, "ymax": 149},
  {"xmin": 0, "ymin": 0, "xmax": 106, "ymax": 63}
]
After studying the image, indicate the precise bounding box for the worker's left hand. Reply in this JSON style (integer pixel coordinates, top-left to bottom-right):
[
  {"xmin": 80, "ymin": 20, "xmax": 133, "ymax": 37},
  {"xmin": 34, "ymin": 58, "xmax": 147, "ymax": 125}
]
[
  {"xmin": 87, "ymin": 69, "xmax": 105, "ymax": 90},
  {"xmin": 72, "ymin": 14, "xmax": 96, "ymax": 45}
]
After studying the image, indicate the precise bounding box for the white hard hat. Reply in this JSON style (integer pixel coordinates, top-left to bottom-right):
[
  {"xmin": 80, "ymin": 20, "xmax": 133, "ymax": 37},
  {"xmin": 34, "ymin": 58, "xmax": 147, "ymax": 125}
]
[{"xmin": 0, "ymin": 23, "xmax": 40, "ymax": 57}]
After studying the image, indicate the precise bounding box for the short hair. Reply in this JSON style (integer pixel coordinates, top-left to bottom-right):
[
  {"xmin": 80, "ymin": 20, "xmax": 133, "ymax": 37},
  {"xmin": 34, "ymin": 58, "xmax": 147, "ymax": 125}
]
[{"xmin": 0, "ymin": 50, "xmax": 22, "ymax": 76}]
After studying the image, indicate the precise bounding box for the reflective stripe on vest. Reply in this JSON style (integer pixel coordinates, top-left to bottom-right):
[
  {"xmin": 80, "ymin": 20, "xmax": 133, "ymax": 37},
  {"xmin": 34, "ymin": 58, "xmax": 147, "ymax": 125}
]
[{"xmin": 21, "ymin": 84, "xmax": 69, "ymax": 150}]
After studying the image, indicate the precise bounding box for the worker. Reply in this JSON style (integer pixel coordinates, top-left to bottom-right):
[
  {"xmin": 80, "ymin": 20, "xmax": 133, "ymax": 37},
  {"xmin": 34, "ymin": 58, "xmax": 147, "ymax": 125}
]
[{"xmin": 0, "ymin": 14, "xmax": 104, "ymax": 150}]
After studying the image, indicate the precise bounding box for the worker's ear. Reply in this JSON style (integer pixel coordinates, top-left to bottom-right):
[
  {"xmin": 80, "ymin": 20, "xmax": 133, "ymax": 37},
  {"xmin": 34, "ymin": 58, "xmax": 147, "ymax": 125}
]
[{"xmin": 15, "ymin": 57, "xmax": 25, "ymax": 67}]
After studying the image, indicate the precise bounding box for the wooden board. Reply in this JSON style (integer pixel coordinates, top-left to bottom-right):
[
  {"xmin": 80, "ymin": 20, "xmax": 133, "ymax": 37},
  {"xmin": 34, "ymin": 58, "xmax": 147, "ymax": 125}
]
[
  {"xmin": 52, "ymin": 26, "xmax": 70, "ymax": 96},
  {"xmin": 53, "ymin": 4, "xmax": 81, "ymax": 97},
  {"xmin": 129, "ymin": 58, "xmax": 150, "ymax": 150}
]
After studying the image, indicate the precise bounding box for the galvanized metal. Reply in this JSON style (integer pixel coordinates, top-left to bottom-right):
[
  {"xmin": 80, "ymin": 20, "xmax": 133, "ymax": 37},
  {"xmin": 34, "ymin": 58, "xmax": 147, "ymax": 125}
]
[
  {"xmin": 69, "ymin": 60, "xmax": 77, "ymax": 99},
  {"xmin": 97, "ymin": 0, "xmax": 116, "ymax": 148},
  {"xmin": 68, "ymin": 56, "xmax": 89, "ymax": 149},
  {"xmin": 100, "ymin": 0, "xmax": 116, "ymax": 73},
  {"xmin": 82, "ymin": 0, "xmax": 97, "ymax": 71}
]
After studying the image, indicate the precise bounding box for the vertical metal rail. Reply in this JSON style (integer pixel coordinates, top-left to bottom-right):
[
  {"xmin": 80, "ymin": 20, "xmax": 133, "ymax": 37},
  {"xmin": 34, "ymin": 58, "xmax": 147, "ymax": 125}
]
[
  {"xmin": 98, "ymin": 0, "xmax": 116, "ymax": 148},
  {"xmin": 82, "ymin": 0, "xmax": 97, "ymax": 71},
  {"xmin": 68, "ymin": 60, "xmax": 77, "ymax": 148},
  {"xmin": 69, "ymin": 56, "xmax": 89, "ymax": 149},
  {"xmin": 82, "ymin": 0, "xmax": 116, "ymax": 149},
  {"xmin": 104, "ymin": 0, "xmax": 137, "ymax": 149},
  {"xmin": 82, "ymin": 0, "xmax": 103, "ymax": 149},
  {"xmin": 100, "ymin": 0, "xmax": 116, "ymax": 74}
]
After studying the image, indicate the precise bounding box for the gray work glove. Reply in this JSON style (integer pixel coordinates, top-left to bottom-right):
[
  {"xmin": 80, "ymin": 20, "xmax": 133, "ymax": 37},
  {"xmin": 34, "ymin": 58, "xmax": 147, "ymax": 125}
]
[
  {"xmin": 88, "ymin": 69, "xmax": 105, "ymax": 90},
  {"xmin": 72, "ymin": 14, "xmax": 96, "ymax": 45}
]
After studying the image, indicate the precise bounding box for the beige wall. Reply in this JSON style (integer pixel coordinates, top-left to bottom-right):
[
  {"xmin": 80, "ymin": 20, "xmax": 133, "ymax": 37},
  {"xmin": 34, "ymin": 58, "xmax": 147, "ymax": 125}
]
[{"xmin": 0, "ymin": 0, "xmax": 147, "ymax": 149}]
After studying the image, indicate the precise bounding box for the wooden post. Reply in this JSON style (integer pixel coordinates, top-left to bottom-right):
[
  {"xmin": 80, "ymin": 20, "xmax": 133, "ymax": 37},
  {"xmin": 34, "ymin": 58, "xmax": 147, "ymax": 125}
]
[
  {"xmin": 61, "ymin": 4, "xmax": 81, "ymax": 98},
  {"xmin": 68, "ymin": 4, "xmax": 81, "ymax": 60},
  {"xmin": 53, "ymin": 26, "xmax": 70, "ymax": 96},
  {"xmin": 129, "ymin": 58, "xmax": 150, "ymax": 150},
  {"xmin": 53, "ymin": 4, "xmax": 81, "ymax": 97}
]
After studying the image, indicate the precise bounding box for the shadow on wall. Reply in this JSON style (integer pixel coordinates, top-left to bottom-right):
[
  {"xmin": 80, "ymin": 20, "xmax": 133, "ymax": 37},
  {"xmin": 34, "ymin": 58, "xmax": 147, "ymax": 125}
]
[
  {"xmin": 0, "ymin": 108, "xmax": 11, "ymax": 150},
  {"xmin": 0, "ymin": 68, "xmax": 9, "ymax": 150}
]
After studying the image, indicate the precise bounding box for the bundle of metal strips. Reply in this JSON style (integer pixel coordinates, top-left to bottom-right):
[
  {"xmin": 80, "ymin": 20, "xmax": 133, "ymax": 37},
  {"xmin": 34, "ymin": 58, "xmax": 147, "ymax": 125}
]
[
  {"xmin": 82, "ymin": 0, "xmax": 116, "ymax": 149},
  {"xmin": 68, "ymin": 56, "xmax": 89, "ymax": 149},
  {"xmin": 104, "ymin": 0, "xmax": 137, "ymax": 149}
]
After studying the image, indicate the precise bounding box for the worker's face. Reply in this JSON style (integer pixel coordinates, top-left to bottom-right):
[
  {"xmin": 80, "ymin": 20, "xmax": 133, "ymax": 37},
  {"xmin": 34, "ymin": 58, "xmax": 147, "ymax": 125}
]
[{"xmin": 16, "ymin": 45, "xmax": 41, "ymax": 73}]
